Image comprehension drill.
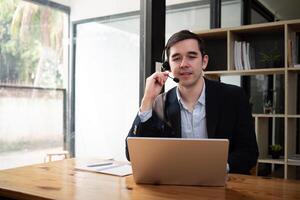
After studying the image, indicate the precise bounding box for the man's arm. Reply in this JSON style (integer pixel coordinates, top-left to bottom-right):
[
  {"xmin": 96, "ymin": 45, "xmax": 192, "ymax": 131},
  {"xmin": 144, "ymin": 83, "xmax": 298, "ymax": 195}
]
[
  {"xmin": 125, "ymin": 71, "xmax": 169, "ymax": 161},
  {"xmin": 228, "ymin": 88, "xmax": 259, "ymax": 174},
  {"xmin": 140, "ymin": 71, "xmax": 169, "ymax": 112}
]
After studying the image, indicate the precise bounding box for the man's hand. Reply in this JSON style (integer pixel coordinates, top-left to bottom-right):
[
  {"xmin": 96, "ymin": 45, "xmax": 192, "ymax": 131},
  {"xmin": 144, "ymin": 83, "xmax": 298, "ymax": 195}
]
[{"xmin": 140, "ymin": 71, "xmax": 169, "ymax": 112}]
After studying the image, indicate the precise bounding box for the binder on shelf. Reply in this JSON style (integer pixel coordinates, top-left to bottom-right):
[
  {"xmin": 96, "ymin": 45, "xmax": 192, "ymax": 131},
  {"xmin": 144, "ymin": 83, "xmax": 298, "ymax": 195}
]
[
  {"xmin": 241, "ymin": 42, "xmax": 246, "ymax": 69},
  {"xmin": 234, "ymin": 41, "xmax": 238, "ymax": 70},
  {"xmin": 234, "ymin": 41, "xmax": 242, "ymax": 70},
  {"xmin": 290, "ymin": 32, "xmax": 300, "ymax": 67},
  {"xmin": 295, "ymin": 32, "xmax": 300, "ymax": 67},
  {"xmin": 237, "ymin": 41, "xmax": 243, "ymax": 70},
  {"xmin": 242, "ymin": 41, "xmax": 251, "ymax": 70},
  {"xmin": 234, "ymin": 41, "xmax": 252, "ymax": 70},
  {"xmin": 238, "ymin": 41, "xmax": 243, "ymax": 70},
  {"xmin": 244, "ymin": 42, "xmax": 251, "ymax": 70}
]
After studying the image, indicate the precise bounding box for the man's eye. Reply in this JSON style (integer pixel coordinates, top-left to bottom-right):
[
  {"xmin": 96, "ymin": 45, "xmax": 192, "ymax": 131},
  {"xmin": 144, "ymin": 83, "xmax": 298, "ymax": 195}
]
[{"xmin": 172, "ymin": 57, "xmax": 180, "ymax": 61}]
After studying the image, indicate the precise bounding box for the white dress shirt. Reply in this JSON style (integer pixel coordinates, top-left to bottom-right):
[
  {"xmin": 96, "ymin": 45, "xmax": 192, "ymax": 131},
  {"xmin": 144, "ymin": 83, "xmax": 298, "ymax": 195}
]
[{"xmin": 176, "ymin": 84, "xmax": 207, "ymax": 138}]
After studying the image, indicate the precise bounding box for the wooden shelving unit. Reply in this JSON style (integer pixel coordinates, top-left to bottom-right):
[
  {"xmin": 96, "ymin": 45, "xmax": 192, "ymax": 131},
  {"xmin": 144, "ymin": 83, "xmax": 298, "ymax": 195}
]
[
  {"xmin": 204, "ymin": 68, "xmax": 285, "ymax": 76},
  {"xmin": 198, "ymin": 19, "xmax": 300, "ymax": 179},
  {"xmin": 253, "ymin": 114, "xmax": 285, "ymax": 118},
  {"xmin": 258, "ymin": 158, "xmax": 285, "ymax": 164}
]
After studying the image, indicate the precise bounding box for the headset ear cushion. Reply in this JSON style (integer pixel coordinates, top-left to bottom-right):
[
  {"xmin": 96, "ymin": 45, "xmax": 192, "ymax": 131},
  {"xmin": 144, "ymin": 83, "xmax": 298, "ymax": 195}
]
[{"xmin": 162, "ymin": 61, "xmax": 170, "ymax": 71}]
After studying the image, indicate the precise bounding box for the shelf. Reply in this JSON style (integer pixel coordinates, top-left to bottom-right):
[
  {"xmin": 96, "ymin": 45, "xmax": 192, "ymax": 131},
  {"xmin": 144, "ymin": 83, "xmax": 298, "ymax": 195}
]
[
  {"xmin": 287, "ymin": 19, "xmax": 300, "ymax": 28},
  {"xmin": 287, "ymin": 67, "xmax": 300, "ymax": 72},
  {"xmin": 286, "ymin": 115, "xmax": 300, "ymax": 118},
  {"xmin": 258, "ymin": 158, "xmax": 285, "ymax": 164},
  {"xmin": 288, "ymin": 161, "xmax": 300, "ymax": 166},
  {"xmin": 204, "ymin": 68, "xmax": 285, "ymax": 76},
  {"xmin": 199, "ymin": 19, "xmax": 300, "ymax": 180},
  {"xmin": 230, "ymin": 23, "xmax": 284, "ymax": 33},
  {"xmin": 196, "ymin": 29, "xmax": 227, "ymax": 38},
  {"xmin": 253, "ymin": 114, "xmax": 285, "ymax": 118}
]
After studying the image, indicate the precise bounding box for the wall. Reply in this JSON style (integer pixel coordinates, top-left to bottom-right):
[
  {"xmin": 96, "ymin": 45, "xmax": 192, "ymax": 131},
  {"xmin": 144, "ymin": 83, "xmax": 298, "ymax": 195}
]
[
  {"xmin": 258, "ymin": 0, "xmax": 300, "ymax": 20},
  {"xmin": 67, "ymin": 0, "xmax": 210, "ymax": 22},
  {"xmin": 0, "ymin": 88, "xmax": 64, "ymax": 142},
  {"xmin": 69, "ymin": 0, "xmax": 139, "ymax": 21}
]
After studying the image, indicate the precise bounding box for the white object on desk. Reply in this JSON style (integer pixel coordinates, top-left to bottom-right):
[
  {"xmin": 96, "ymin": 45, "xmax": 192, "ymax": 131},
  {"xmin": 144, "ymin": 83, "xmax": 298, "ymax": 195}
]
[{"xmin": 75, "ymin": 160, "xmax": 132, "ymax": 177}]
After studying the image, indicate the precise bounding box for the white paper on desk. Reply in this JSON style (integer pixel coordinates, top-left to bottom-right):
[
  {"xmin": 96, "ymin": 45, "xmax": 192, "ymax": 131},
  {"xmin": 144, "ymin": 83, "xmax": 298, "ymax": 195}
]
[
  {"xmin": 76, "ymin": 162, "xmax": 132, "ymax": 177},
  {"xmin": 97, "ymin": 164, "xmax": 132, "ymax": 177}
]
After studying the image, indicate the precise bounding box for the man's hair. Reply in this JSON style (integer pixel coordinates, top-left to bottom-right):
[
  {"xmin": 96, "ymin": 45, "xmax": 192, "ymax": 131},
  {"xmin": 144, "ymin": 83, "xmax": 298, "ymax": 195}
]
[{"xmin": 165, "ymin": 30, "xmax": 206, "ymax": 60}]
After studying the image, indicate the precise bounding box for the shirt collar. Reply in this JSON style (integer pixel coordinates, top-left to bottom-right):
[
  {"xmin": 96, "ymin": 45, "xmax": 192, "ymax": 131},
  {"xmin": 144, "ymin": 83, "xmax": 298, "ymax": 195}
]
[{"xmin": 176, "ymin": 81, "xmax": 206, "ymax": 109}]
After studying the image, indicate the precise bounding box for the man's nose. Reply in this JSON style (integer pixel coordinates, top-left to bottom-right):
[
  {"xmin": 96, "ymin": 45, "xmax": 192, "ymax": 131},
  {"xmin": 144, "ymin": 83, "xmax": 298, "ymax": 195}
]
[{"xmin": 180, "ymin": 57, "xmax": 189, "ymax": 68}]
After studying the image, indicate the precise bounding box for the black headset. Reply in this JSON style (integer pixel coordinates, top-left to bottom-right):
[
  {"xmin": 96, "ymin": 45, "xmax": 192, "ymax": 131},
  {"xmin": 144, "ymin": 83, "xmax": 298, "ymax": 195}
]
[
  {"xmin": 161, "ymin": 47, "xmax": 170, "ymax": 71},
  {"xmin": 161, "ymin": 47, "xmax": 180, "ymax": 83}
]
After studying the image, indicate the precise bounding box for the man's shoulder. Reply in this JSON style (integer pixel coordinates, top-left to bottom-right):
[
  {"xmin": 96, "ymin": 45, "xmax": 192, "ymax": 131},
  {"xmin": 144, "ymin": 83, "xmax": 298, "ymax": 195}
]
[
  {"xmin": 205, "ymin": 79, "xmax": 249, "ymax": 110},
  {"xmin": 205, "ymin": 78, "xmax": 244, "ymax": 94}
]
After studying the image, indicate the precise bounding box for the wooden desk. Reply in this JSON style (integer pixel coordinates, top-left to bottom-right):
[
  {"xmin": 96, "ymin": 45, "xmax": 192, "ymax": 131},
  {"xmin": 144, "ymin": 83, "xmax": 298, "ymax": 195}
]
[{"xmin": 0, "ymin": 159, "xmax": 299, "ymax": 200}]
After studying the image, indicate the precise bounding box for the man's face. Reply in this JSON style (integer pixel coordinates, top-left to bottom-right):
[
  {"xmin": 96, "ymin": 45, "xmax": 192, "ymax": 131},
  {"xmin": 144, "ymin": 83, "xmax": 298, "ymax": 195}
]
[{"xmin": 169, "ymin": 39, "xmax": 208, "ymax": 88}]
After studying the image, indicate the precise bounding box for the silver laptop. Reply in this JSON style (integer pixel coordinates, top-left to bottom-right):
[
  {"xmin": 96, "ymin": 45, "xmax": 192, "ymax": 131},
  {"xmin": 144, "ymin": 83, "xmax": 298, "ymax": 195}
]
[{"xmin": 127, "ymin": 137, "xmax": 229, "ymax": 186}]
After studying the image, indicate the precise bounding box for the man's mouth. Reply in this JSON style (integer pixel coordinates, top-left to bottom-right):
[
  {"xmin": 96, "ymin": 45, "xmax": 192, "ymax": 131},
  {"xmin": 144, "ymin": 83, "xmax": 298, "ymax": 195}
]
[{"xmin": 179, "ymin": 71, "xmax": 192, "ymax": 76}]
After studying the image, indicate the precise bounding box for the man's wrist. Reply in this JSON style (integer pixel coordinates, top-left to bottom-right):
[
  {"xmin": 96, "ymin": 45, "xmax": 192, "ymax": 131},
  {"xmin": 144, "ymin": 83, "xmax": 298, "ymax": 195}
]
[{"xmin": 140, "ymin": 96, "xmax": 155, "ymax": 112}]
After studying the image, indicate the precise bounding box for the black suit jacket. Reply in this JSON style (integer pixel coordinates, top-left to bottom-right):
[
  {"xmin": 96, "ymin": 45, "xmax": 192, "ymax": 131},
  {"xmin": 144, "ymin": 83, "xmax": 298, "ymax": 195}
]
[{"xmin": 126, "ymin": 78, "xmax": 259, "ymax": 174}]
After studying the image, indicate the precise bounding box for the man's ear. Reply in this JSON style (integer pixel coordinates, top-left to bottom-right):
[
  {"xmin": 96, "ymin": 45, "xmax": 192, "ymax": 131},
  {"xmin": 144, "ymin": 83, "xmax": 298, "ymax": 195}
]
[{"xmin": 202, "ymin": 55, "xmax": 209, "ymax": 70}]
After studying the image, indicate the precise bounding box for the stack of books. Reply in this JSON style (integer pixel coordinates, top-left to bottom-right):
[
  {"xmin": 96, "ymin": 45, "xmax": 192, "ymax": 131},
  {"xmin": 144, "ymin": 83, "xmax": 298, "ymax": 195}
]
[{"xmin": 234, "ymin": 41, "xmax": 254, "ymax": 70}]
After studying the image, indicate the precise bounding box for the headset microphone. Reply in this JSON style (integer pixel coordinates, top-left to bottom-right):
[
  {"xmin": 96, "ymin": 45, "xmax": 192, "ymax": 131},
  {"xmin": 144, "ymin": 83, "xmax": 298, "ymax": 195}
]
[
  {"xmin": 168, "ymin": 75, "xmax": 180, "ymax": 83},
  {"xmin": 161, "ymin": 63, "xmax": 180, "ymax": 83}
]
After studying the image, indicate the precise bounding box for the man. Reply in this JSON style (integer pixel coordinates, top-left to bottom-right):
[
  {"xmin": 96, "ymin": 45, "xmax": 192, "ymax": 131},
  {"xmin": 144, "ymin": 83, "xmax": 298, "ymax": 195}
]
[{"xmin": 125, "ymin": 30, "xmax": 258, "ymax": 174}]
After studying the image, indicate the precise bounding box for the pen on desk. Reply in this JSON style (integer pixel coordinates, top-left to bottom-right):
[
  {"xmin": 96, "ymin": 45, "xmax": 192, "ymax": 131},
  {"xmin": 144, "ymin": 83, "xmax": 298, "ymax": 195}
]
[{"xmin": 87, "ymin": 162, "xmax": 113, "ymax": 167}]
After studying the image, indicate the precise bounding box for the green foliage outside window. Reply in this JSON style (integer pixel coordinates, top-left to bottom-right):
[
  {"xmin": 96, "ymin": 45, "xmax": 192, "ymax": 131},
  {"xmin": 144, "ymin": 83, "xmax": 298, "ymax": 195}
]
[{"xmin": 0, "ymin": 0, "xmax": 66, "ymax": 88}]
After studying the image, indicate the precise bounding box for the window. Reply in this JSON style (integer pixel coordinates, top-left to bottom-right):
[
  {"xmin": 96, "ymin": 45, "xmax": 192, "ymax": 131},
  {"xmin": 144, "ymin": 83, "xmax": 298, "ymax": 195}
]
[
  {"xmin": 0, "ymin": 0, "xmax": 69, "ymax": 169},
  {"xmin": 166, "ymin": 0, "xmax": 210, "ymax": 37},
  {"xmin": 221, "ymin": 0, "xmax": 242, "ymax": 28},
  {"xmin": 165, "ymin": 0, "xmax": 211, "ymax": 91},
  {"xmin": 74, "ymin": 14, "xmax": 140, "ymax": 161},
  {"xmin": 251, "ymin": 8, "xmax": 269, "ymax": 24}
]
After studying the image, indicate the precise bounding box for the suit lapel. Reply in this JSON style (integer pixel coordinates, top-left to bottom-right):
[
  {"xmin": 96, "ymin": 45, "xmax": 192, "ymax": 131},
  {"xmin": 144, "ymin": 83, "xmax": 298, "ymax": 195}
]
[
  {"xmin": 205, "ymin": 79, "xmax": 219, "ymax": 138},
  {"xmin": 165, "ymin": 88, "xmax": 181, "ymax": 138}
]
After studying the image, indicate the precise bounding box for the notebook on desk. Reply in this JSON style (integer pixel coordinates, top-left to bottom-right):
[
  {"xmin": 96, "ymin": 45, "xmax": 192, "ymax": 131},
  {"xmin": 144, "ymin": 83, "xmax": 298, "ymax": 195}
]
[
  {"xmin": 127, "ymin": 137, "xmax": 229, "ymax": 186},
  {"xmin": 75, "ymin": 159, "xmax": 132, "ymax": 177}
]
